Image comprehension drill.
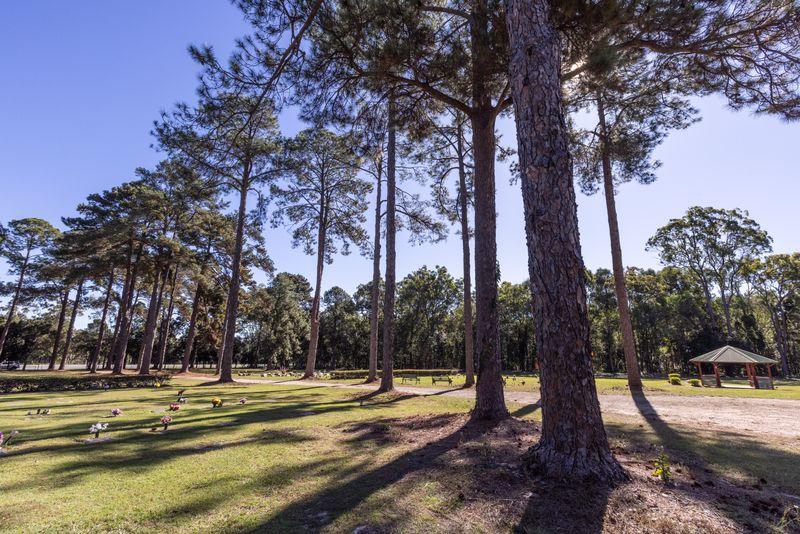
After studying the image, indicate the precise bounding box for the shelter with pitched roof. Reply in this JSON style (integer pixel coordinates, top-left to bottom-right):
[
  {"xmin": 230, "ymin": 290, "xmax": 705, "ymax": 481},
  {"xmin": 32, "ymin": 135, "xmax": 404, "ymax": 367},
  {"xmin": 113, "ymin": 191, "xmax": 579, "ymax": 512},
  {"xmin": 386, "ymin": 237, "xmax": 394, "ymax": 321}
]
[{"xmin": 689, "ymin": 345, "xmax": 778, "ymax": 389}]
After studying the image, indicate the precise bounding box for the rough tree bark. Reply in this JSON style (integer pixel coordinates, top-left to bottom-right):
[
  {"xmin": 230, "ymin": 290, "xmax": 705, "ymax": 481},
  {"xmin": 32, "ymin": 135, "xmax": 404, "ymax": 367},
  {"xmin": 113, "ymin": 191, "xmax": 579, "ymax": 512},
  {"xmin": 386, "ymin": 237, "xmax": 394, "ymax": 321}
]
[
  {"xmin": 220, "ymin": 179, "xmax": 250, "ymax": 383},
  {"xmin": 0, "ymin": 246, "xmax": 30, "ymax": 358},
  {"xmin": 154, "ymin": 267, "xmax": 179, "ymax": 371},
  {"xmin": 58, "ymin": 279, "xmax": 84, "ymax": 370},
  {"xmin": 138, "ymin": 267, "xmax": 166, "ymax": 375},
  {"xmin": 456, "ymin": 119, "xmax": 475, "ymax": 388},
  {"xmin": 112, "ymin": 238, "xmax": 143, "ymax": 374},
  {"xmin": 596, "ymin": 91, "xmax": 643, "ymax": 390},
  {"xmin": 89, "ymin": 270, "xmax": 114, "ymax": 373},
  {"xmin": 378, "ymin": 97, "xmax": 397, "ymax": 393},
  {"xmin": 180, "ymin": 281, "xmax": 203, "ymax": 373},
  {"xmin": 48, "ymin": 289, "xmax": 70, "ymax": 370},
  {"xmin": 303, "ymin": 208, "xmax": 328, "ymax": 379},
  {"xmin": 470, "ymin": 2, "xmax": 508, "ymax": 420},
  {"xmin": 505, "ymin": 0, "xmax": 626, "ymax": 481},
  {"xmin": 367, "ymin": 166, "xmax": 383, "ymax": 383}
]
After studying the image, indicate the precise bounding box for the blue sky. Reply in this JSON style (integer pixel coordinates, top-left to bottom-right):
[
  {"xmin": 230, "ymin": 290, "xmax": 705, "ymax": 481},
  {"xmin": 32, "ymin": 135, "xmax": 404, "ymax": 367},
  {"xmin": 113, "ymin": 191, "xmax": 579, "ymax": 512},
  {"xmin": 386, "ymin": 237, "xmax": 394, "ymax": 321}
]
[{"xmin": 1, "ymin": 1, "xmax": 798, "ymax": 300}]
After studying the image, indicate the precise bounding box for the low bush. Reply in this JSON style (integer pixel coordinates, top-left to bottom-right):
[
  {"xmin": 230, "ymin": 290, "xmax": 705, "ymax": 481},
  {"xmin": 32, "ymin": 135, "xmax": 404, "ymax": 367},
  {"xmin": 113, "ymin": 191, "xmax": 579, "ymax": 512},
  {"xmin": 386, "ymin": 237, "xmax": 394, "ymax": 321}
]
[
  {"xmin": 669, "ymin": 376, "xmax": 682, "ymax": 385},
  {"xmin": 328, "ymin": 369, "xmax": 460, "ymax": 380},
  {"xmin": 689, "ymin": 378, "xmax": 701, "ymax": 387},
  {"xmin": 0, "ymin": 374, "xmax": 171, "ymax": 394}
]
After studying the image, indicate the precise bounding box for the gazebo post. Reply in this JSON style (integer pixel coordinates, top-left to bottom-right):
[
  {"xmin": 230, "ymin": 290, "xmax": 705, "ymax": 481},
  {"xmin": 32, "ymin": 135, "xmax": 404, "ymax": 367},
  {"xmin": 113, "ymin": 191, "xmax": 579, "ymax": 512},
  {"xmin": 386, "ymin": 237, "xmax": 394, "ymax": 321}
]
[
  {"xmin": 695, "ymin": 362, "xmax": 703, "ymax": 386},
  {"xmin": 752, "ymin": 364, "xmax": 760, "ymax": 389},
  {"xmin": 712, "ymin": 363, "xmax": 721, "ymax": 388},
  {"xmin": 767, "ymin": 364, "xmax": 774, "ymax": 389}
]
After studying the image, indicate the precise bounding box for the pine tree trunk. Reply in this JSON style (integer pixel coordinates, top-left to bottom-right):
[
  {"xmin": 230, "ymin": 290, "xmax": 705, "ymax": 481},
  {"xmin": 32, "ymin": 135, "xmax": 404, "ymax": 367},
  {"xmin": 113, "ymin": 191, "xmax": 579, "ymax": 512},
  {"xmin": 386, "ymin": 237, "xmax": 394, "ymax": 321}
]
[
  {"xmin": 138, "ymin": 267, "xmax": 166, "ymax": 375},
  {"xmin": 48, "ymin": 289, "xmax": 70, "ymax": 370},
  {"xmin": 470, "ymin": 112, "xmax": 507, "ymax": 419},
  {"xmin": 505, "ymin": 0, "xmax": 625, "ymax": 481},
  {"xmin": 58, "ymin": 279, "xmax": 84, "ymax": 370},
  {"xmin": 112, "ymin": 238, "xmax": 143, "ymax": 374},
  {"xmin": 154, "ymin": 267, "xmax": 179, "ymax": 371},
  {"xmin": 220, "ymin": 180, "xmax": 250, "ymax": 383},
  {"xmin": 89, "ymin": 270, "xmax": 115, "ymax": 373},
  {"xmin": 181, "ymin": 281, "xmax": 203, "ymax": 373},
  {"xmin": 304, "ymin": 215, "xmax": 327, "ymax": 379},
  {"xmin": 0, "ymin": 248, "xmax": 30, "ymax": 358},
  {"xmin": 596, "ymin": 91, "xmax": 643, "ymax": 390},
  {"xmin": 378, "ymin": 96, "xmax": 397, "ymax": 393},
  {"xmin": 367, "ymin": 167, "xmax": 383, "ymax": 383},
  {"xmin": 469, "ymin": 2, "xmax": 507, "ymax": 420},
  {"xmin": 456, "ymin": 119, "xmax": 475, "ymax": 388},
  {"xmin": 104, "ymin": 304, "xmax": 122, "ymax": 371},
  {"xmin": 124, "ymin": 287, "xmax": 142, "ymax": 370}
]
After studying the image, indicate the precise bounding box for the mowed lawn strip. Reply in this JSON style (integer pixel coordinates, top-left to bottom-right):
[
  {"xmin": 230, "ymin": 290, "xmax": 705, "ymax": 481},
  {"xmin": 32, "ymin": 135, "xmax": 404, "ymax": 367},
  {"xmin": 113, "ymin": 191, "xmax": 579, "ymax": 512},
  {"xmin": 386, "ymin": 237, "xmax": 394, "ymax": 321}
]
[{"xmin": 1, "ymin": 378, "xmax": 798, "ymax": 532}]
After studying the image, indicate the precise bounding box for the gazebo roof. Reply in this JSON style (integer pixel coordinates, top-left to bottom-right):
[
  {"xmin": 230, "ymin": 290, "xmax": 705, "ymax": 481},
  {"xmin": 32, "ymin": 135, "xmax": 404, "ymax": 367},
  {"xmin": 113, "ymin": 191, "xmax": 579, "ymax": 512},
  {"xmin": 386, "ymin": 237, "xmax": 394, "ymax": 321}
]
[{"xmin": 689, "ymin": 345, "xmax": 778, "ymax": 364}]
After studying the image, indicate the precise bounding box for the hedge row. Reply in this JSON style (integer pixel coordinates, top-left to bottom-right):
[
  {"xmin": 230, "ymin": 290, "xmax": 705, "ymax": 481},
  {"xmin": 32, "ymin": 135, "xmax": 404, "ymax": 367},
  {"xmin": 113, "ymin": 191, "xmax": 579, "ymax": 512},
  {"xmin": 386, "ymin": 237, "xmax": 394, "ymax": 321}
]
[
  {"xmin": 328, "ymin": 369, "xmax": 460, "ymax": 380},
  {"xmin": 0, "ymin": 374, "xmax": 171, "ymax": 394}
]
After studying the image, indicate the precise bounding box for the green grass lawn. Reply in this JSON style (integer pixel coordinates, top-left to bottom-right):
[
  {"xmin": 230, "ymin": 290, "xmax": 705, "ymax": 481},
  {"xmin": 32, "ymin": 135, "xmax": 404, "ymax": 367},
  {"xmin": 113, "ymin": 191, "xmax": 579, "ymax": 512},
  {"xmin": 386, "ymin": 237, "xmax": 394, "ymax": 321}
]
[
  {"xmin": 255, "ymin": 372, "xmax": 800, "ymax": 399},
  {"xmin": 2, "ymin": 375, "xmax": 799, "ymax": 532}
]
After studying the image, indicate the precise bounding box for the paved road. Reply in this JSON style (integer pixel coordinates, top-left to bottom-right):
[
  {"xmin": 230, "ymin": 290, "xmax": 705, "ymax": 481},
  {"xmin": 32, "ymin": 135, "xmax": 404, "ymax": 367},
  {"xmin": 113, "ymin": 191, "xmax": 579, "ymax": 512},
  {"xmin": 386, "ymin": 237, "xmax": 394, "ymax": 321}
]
[{"xmin": 189, "ymin": 375, "xmax": 800, "ymax": 439}]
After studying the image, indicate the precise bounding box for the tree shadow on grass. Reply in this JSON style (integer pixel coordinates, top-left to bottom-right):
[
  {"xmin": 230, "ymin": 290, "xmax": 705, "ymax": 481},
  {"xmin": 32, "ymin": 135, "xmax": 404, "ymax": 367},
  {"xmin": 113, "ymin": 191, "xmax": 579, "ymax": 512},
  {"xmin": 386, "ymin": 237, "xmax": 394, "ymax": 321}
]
[
  {"xmin": 510, "ymin": 400, "xmax": 541, "ymax": 419},
  {"xmin": 627, "ymin": 390, "xmax": 800, "ymax": 530},
  {"xmin": 243, "ymin": 416, "xmax": 500, "ymax": 533}
]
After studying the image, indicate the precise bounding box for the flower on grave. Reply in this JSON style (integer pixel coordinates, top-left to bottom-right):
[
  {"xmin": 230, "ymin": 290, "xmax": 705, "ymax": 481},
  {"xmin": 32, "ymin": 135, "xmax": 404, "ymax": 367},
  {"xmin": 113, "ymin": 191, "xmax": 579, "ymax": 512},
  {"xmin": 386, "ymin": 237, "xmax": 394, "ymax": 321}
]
[
  {"xmin": 111, "ymin": 408, "xmax": 123, "ymax": 417},
  {"xmin": 160, "ymin": 415, "xmax": 172, "ymax": 430},
  {"xmin": 177, "ymin": 389, "xmax": 186, "ymax": 397},
  {"xmin": 169, "ymin": 403, "xmax": 180, "ymax": 412},
  {"xmin": 0, "ymin": 430, "xmax": 19, "ymax": 448},
  {"xmin": 211, "ymin": 397, "xmax": 223, "ymax": 408},
  {"xmin": 238, "ymin": 398, "xmax": 248, "ymax": 405},
  {"xmin": 90, "ymin": 423, "xmax": 108, "ymax": 439},
  {"xmin": 154, "ymin": 382, "xmax": 162, "ymax": 388},
  {"xmin": 177, "ymin": 397, "xmax": 188, "ymax": 404}
]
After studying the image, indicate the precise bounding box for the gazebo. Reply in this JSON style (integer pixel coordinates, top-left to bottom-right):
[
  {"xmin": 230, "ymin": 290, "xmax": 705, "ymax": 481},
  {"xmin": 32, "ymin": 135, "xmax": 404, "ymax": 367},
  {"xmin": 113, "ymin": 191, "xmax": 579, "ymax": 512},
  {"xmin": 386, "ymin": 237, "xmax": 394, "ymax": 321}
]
[{"xmin": 689, "ymin": 345, "xmax": 778, "ymax": 389}]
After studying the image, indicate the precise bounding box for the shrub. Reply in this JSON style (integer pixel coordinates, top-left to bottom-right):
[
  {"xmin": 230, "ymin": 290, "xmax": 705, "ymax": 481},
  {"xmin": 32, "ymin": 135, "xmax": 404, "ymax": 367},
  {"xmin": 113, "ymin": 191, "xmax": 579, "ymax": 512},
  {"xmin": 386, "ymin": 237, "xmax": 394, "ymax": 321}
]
[
  {"xmin": 652, "ymin": 453, "xmax": 673, "ymax": 483},
  {"xmin": 0, "ymin": 374, "xmax": 171, "ymax": 394},
  {"xmin": 669, "ymin": 376, "xmax": 682, "ymax": 385},
  {"xmin": 689, "ymin": 378, "xmax": 701, "ymax": 387},
  {"xmin": 327, "ymin": 369, "xmax": 460, "ymax": 380}
]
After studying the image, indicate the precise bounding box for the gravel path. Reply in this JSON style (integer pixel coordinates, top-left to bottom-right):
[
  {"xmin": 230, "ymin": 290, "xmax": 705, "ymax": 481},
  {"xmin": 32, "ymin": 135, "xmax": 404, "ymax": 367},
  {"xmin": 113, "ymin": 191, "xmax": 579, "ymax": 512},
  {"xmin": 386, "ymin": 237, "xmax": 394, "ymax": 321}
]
[{"xmin": 191, "ymin": 375, "xmax": 800, "ymax": 438}]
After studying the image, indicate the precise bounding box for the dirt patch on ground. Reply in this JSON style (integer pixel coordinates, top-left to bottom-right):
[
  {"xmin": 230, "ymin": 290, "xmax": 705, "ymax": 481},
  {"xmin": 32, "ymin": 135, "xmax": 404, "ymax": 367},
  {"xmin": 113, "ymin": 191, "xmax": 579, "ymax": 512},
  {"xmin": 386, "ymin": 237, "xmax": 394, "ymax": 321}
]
[{"xmin": 338, "ymin": 413, "xmax": 800, "ymax": 533}]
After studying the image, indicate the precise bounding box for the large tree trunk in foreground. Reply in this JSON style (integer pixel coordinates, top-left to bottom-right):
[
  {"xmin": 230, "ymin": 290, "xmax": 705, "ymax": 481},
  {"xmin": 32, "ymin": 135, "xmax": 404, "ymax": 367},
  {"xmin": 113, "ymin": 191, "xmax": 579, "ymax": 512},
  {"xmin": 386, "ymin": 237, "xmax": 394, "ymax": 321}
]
[
  {"xmin": 58, "ymin": 279, "xmax": 84, "ymax": 370},
  {"xmin": 89, "ymin": 270, "xmax": 115, "ymax": 373},
  {"xmin": 367, "ymin": 168, "xmax": 383, "ymax": 383},
  {"xmin": 304, "ymin": 217, "xmax": 327, "ymax": 379},
  {"xmin": 378, "ymin": 98, "xmax": 397, "ymax": 393},
  {"xmin": 469, "ymin": 3, "xmax": 507, "ymax": 420},
  {"xmin": 220, "ymin": 183, "xmax": 249, "ymax": 383},
  {"xmin": 48, "ymin": 289, "xmax": 70, "ymax": 370},
  {"xmin": 138, "ymin": 268, "xmax": 166, "ymax": 375},
  {"xmin": 0, "ymin": 248, "xmax": 30, "ymax": 358},
  {"xmin": 180, "ymin": 281, "xmax": 203, "ymax": 373},
  {"xmin": 456, "ymin": 119, "xmax": 475, "ymax": 388},
  {"xmin": 596, "ymin": 92, "xmax": 642, "ymax": 390},
  {"xmin": 505, "ymin": 0, "xmax": 625, "ymax": 481}
]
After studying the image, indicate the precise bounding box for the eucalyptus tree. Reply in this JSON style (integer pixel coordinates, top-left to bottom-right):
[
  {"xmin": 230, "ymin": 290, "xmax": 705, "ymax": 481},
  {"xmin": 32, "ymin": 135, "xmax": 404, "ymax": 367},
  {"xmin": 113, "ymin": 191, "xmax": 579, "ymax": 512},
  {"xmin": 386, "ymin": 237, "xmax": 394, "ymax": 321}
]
[
  {"xmin": 746, "ymin": 254, "xmax": 800, "ymax": 375},
  {"xmin": 503, "ymin": 0, "xmax": 798, "ymax": 480},
  {"xmin": 648, "ymin": 207, "xmax": 772, "ymax": 340},
  {"xmin": 569, "ymin": 52, "xmax": 699, "ymax": 389},
  {"xmin": 271, "ymin": 127, "xmax": 371, "ymax": 378},
  {"xmin": 155, "ymin": 64, "xmax": 282, "ymax": 381},
  {"xmin": 0, "ymin": 218, "xmax": 60, "ymax": 359}
]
